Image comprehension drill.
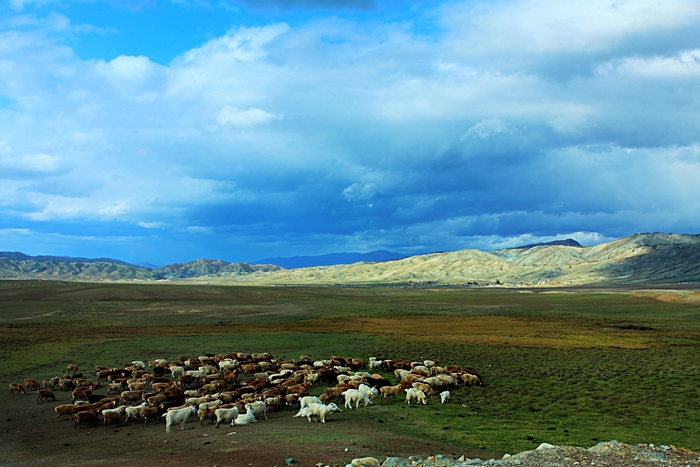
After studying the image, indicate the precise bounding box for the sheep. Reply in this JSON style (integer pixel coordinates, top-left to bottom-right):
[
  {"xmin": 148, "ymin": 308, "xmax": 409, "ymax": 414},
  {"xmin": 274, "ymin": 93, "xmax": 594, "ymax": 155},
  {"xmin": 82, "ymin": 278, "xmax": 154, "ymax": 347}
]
[
  {"xmin": 214, "ymin": 406, "xmax": 239, "ymax": 428},
  {"xmin": 411, "ymin": 382, "xmax": 434, "ymax": 397},
  {"xmin": 358, "ymin": 384, "xmax": 378, "ymax": 402},
  {"xmin": 379, "ymin": 385, "xmax": 402, "ymax": 402},
  {"xmin": 55, "ymin": 404, "xmax": 76, "ymax": 421},
  {"xmin": 422, "ymin": 377, "xmax": 443, "ymax": 391},
  {"xmin": 199, "ymin": 399, "xmax": 222, "ymax": 411},
  {"xmin": 101, "ymin": 407, "xmax": 124, "ymax": 428},
  {"xmin": 404, "ymin": 388, "xmax": 427, "ymax": 405},
  {"xmin": 247, "ymin": 400, "xmax": 268, "ymax": 420},
  {"xmin": 368, "ymin": 360, "xmax": 382, "ymax": 371},
  {"xmin": 125, "ymin": 402, "xmax": 148, "ymax": 425},
  {"xmin": 163, "ymin": 405, "xmax": 197, "ymax": 433},
  {"xmin": 74, "ymin": 410, "xmax": 99, "ymax": 430},
  {"xmin": 342, "ymin": 389, "xmax": 371, "ymax": 410},
  {"xmin": 186, "ymin": 396, "xmax": 216, "ymax": 408},
  {"xmin": 36, "ymin": 389, "xmax": 56, "ymax": 403},
  {"xmin": 265, "ymin": 395, "xmax": 282, "ymax": 412},
  {"xmin": 232, "ymin": 404, "xmax": 257, "ymax": 426},
  {"xmin": 140, "ymin": 406, "xmax": 162, "ymax": 425},
  {"xmin": 9, "ymin": 383, "xmax": 26, "ymax": 395},
  {"xmin": 67, "ymin": 364, "xmax": 79, "ymax": 374},
  {"xmin": 170, "ymin": 366, "xmax": 185, "ymax": 378},
  {"xmin": 107, "ymin": 382, "xmax": 126, "ymax": 394},
  {"xmin": 440, "ymin": 390, "xmax": 450, "ymax": 404},
  {"xmin": 23, "ymin": 378, "xmax": 40, "ymax": 391},
  {"xmin": 197, "ymin": 405, "xmax": 218, "ymax": 426},
  {"xmin": 299, "ymin": 395, "xmax": 322, "ymax": 409},
  {"xmin": 120, "ymin": 390, "xmax": 145, "ymax": 405},
  {"xmin": 462, "ymin": 373, "xmax": 483, "ymax": 387},
  {"xmin": 284, "ymin": 393, "xmax": 300, "ymax": 410},
  {"xmin": 305, "ymin": 402, "xmax": 342, "ymax": 423},
  {"xmin": 293, "ymin": 406, "xmax": 310, "ymax": 418}
]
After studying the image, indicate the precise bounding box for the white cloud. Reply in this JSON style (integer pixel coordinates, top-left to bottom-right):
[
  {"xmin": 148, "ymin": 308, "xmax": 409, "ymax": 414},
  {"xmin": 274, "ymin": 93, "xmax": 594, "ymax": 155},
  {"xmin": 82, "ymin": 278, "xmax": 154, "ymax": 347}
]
[
  {"xmin": 217, "ymin": 106, "xmax": 282, "ymax": 127},
  {"xmin": 0, "ymin": 153, "xmax": 61, "ymax": 172},
  {"xmin": 462, "ymin": 119, "xmax": 518, "ymax": 140}
]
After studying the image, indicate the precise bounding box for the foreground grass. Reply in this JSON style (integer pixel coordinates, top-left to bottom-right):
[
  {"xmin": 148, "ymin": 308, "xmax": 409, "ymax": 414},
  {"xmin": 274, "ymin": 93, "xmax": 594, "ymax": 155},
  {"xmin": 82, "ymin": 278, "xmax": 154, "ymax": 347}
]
[{"xmin": 1, "ymin": 281, "xmax": 700, "ymax": 456}]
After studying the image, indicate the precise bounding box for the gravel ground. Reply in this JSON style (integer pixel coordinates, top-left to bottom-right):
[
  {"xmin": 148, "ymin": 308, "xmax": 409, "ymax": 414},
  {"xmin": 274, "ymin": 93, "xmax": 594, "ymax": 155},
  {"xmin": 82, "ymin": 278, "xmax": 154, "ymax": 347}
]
[{"xmin": 376, "ymin": 441, "xmax": 700, "ymax": 467}]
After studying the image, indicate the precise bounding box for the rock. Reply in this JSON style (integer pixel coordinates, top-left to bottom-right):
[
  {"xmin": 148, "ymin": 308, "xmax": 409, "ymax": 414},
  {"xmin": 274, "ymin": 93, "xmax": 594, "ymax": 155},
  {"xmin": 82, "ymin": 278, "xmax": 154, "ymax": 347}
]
[
  {"xmin": 351, "ymin": 457, "xmax": 381, "ymax": 467},
  {"xmin": 381, "ymin": 458, "xmax": 413, "ymax": 467},
  {"xmin": 536, "ymin": 443, "xmax": 555, "ymax": 450}
]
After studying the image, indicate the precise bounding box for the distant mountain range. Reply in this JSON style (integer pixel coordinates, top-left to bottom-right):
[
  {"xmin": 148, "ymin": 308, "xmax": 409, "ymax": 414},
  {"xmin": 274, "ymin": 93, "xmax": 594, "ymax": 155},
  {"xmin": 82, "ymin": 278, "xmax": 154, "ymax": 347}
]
[
  {"xmin": 1, "ymin": 233, "xmax": 699, "ymax": 285},
  {"xmin": 253, "ymin": 250, "xmax": 407, "ymax": 269}
]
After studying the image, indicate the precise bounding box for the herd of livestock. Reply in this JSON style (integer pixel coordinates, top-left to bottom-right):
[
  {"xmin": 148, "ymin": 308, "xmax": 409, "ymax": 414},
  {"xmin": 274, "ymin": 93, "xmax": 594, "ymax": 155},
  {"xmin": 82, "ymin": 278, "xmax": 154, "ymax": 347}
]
[{"xmin": 8, "ymin": 353, "xmax": 483, "ymax": 432}]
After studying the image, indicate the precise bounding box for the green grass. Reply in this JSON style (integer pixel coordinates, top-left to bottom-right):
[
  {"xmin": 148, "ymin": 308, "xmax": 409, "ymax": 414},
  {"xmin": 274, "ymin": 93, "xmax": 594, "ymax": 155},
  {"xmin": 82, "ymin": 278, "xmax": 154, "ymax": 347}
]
[{"xmin": 2, "ymin": 281, "xmax": 700, "ymax": 455}]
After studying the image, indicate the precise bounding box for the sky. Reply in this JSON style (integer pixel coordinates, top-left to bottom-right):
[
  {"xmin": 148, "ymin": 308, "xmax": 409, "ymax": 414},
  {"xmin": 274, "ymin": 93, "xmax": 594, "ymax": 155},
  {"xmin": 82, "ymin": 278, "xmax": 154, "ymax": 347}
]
[{"xmin": 1, "ymin": 0, "xmax": 699, "ymax": 265}]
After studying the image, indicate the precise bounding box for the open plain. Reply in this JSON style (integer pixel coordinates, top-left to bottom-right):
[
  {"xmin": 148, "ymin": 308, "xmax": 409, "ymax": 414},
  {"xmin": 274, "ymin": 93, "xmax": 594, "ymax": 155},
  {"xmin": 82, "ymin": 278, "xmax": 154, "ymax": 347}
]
[{"xmin": 2, "ymin": 281, "xmax": 700, "ymax": 466}]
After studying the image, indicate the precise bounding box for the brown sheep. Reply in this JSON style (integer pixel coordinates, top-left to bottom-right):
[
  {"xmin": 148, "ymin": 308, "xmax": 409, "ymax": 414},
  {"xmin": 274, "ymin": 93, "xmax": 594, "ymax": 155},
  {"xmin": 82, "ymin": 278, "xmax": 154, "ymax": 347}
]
[
  {"xmin": 54, "ymin": 404, "xmax": 76, "ymax": 421},
  {"xmin": 37, "ymin": 389, "xmax": 56, "ymax": 403},
  {"xmin": 9, "ymin": 383, "xmax": 26, "ymax": 395},
  {"xmin": 74, "ymin": 410, "xmax": 99, "ymax": 430},
  {"xmin": 23, "ymin": 378, "xmax": 40, "ymax": 391},
  {"xmin": 140, "ymin": 406, "xmax": 162, "ymax": 425},
  {"xmin": 380, "ymin": 385, "xmax": 403, "ymax": 402}
]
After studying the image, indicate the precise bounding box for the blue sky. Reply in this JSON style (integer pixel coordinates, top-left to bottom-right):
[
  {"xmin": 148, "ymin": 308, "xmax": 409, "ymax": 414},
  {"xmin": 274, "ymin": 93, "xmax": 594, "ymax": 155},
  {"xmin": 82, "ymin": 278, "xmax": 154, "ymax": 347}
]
[{"xmin": 1, "ymin": 0, "xmax": 700, "ymax": 265}]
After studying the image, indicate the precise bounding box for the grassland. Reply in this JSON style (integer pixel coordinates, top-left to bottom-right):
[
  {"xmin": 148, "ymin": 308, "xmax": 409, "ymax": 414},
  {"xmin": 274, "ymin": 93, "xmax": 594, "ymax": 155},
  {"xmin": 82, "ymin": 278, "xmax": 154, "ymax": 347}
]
[{"xmin": 2, "ymin": 280, "xmax": 700, "ymax": 461}]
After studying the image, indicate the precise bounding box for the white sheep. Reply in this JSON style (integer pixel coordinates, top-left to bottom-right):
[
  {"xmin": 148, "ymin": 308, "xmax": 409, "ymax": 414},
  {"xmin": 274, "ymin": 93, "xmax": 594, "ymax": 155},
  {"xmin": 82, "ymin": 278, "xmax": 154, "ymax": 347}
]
[
  {"xmin": 306, "ymin": 402, "xmax": 342, "ymax": 423},
  {"xmin": 232, "ymin": 405, "xmax": 257, "ymax": 426},
  {"xmin": 170, "ymin": 366, "xmax": 185, "ymax": 378},
  {"xmin": 358, "ymin": 384, "xmax": 378, "ymax": 402},
  {"xmin": 246, "ymin": 400, "xmax": 268, "ymax": 420},
  {"xmin": 198, "ymin": 399, "xmax": 222, "ymax": 410},
  {"xmin": 299, "ymin": 396, "xmax": 322, "ymax": 409},
  {"xmin": 404, "ymin": 388, "xmax": 427, "ymax": 405},
  {"xmin": 214, "ymin": 406, "xmax": 239, "ymax": 428},
  {"xmin": 342, "ymin": 389, "xmax": 371, "ymax": 410},
  {"xmin": 124, "ymin": 402, "xmax": 148, "ymax": 424},
  {"xmin": 163, "ymin": 405, "xmax": 197, "ymax": 433},
  {"xmin": 293, "ymin": 406, "xmax": 310, "ymax": 418},
  {"xmin": 440, "ymin": 390, "xmax": 450, "ymax": 404},
  {"xmin": 368, "ymin": 360, "xmax": 382, "ymax": 370}
]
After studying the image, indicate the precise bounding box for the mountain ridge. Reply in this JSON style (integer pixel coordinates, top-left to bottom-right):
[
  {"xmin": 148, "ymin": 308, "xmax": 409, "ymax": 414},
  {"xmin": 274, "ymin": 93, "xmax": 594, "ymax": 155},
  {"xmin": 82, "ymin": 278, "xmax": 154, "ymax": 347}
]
[{"xmin": 1, "ymin": 233, "xmax": 699, "ymax": 285}]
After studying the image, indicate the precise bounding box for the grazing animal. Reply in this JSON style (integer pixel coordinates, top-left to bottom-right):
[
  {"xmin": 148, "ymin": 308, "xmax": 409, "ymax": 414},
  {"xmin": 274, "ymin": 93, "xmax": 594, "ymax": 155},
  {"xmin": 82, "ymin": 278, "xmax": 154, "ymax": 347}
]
[
  {"xmin": 9, "ymin": 383, "xmax": 26, "ymax": 395},
  {"xmin": 440, "ymin": 390, "xmax": 450, "ymax": 404},
  {"xmin": 36, "ymin": 389, "xmax": 56, "ymax": 403},
  {"xmin": 404, "ymin": 388, "xmax": 427, "ymax": 405},
  {"xmin": 163, "ymin": 406, "xmax": 197, "ymax": 433},
  {"xmin": 232, "ymin": 405, "xmax": 257, "ymax": 426},
  {"xmin": 214, "ymin": 407, "xmax": 239, "ymax": 428},
  {"xmin": 305, "ymin": 402, "xmax": 342, "ymax": 423}
]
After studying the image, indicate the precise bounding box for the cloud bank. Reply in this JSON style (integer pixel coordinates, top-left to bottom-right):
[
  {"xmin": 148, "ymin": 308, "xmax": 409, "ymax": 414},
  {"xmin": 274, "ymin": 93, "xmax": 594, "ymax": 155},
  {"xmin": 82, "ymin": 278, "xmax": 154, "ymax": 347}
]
[{"xmin": 0, "ymin": 0, "xmax": 699, "ymax": 263}]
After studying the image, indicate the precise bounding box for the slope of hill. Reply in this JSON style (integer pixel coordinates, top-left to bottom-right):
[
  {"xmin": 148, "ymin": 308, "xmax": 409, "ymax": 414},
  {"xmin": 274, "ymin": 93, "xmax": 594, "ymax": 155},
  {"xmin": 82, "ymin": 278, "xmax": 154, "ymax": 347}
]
[
  {"xmin": 152, "ymin": 259, "xmax": 281, "ymax": 280},
  {"xmin": 207, "ymin": 233, "xmax": 700, "ymax": 286},
  {"xmin": 0, "ymin": 255, "xmax": 281, "ymax": 282}
]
